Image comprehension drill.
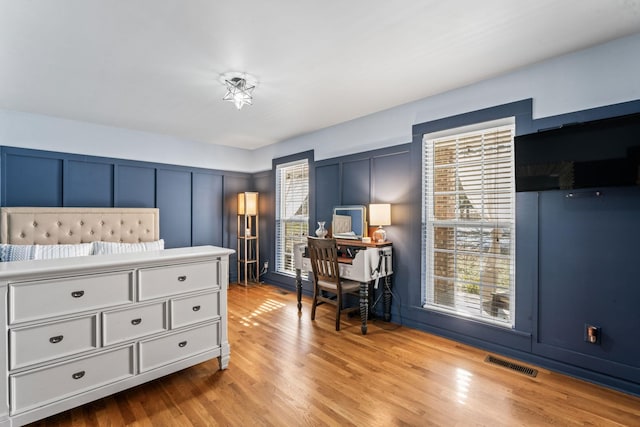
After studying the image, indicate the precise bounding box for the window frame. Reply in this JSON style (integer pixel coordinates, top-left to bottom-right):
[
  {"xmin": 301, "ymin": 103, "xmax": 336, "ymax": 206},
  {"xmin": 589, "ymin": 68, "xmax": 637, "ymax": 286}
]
[
  {"xmin": 421, "ymin": 118, "xmax": 516, "ymax": 327},
  {"xmin": 273, "ymin": 151, "xmax": 314, "ymax": 278}
]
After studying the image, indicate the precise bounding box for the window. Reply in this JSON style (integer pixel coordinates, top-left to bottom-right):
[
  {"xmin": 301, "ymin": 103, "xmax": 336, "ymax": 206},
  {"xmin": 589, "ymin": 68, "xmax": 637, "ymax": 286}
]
[
  {"xmin": 422, "ymin": 120, "xmax": 515, "ymax": 326},
  {"xmin": 275, "ymin": 159, "xmax": 309, "ymax": 275}
]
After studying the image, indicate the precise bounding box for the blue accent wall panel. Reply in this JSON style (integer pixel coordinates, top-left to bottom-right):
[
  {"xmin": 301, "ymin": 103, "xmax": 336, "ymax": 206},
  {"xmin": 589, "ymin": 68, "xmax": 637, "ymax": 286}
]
[
  {"xmin": 156, "ymin": 169, "xmax": 192, "ymax": 248},
  {"xmin": 371, "ymin": 150, "xmax": 412, "ymax": 315},
  {"xmin": 1, "ymin": 147, "xmax": 250, "ymax": 252},
  {"xmin": 372, "ymin": 152, "xmax": 410, "ymax": 202},
  {"xmin": 253, "ymin": 170, "xmax": 273, "ymax": 280},
  {"xmin": 341, "ymin": 158, "xmax": 369, "ymax": 205},
  {"xmin": 535, "ymin": 187, "xmax": 640, "ymax": 380},
  {"xmin": 514, "ymin": 192, "xmax": 537, "ymax": 336},
  {"xmin": 116, "ymin": 165, "xmax": 155, "ymax": 208},
  {"xmin": 3, "ymin": 153, "xmax": 63, "ymax": 207},
  {"xmin": 315, "ymin": 164, "xmax": 340, "ymax": 226},
  {"xmin": 192, "ymin": 172, "xmax": 223, "ymax": 246},
  {"xmin": 224, "ymin": 175, "xmax": 251, "ymax": 284},
  {"xmin": 65, "ymin": 160, "xmax": 114, "ymax": 207}
]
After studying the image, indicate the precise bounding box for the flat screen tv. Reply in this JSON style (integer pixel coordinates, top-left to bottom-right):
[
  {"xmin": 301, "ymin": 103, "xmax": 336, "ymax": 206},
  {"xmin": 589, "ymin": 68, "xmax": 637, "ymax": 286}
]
[{"xmin": 515, "ymin": 112, "xmax": 640, "ymax": 192}]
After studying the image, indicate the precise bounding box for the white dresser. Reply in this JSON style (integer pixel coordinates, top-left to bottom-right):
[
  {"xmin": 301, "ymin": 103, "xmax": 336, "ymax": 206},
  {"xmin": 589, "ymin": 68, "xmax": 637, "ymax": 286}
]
[{"xmin": 0, "ymin": 245, "xmax": 233, "ymax": 427}]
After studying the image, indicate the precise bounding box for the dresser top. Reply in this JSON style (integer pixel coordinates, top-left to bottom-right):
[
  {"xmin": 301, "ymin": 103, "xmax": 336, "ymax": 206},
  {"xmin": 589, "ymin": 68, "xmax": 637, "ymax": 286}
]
[{"xmin": 0, "ymin": 245, "xmax": 234, "ymax": 280}]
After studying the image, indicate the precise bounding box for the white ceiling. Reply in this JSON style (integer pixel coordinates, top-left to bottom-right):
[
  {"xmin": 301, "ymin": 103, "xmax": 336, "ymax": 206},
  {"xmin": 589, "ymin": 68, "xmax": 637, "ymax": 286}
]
[{"xmin": 2, "ymin": 1, "xmax": 640, "ymax": 150}]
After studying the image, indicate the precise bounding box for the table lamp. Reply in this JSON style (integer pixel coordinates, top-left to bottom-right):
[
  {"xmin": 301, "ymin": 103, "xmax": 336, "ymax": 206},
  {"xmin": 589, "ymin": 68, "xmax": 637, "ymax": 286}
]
[{"xmin": 369, "ymin": 203, "xmax": 391, "ymax": 243}]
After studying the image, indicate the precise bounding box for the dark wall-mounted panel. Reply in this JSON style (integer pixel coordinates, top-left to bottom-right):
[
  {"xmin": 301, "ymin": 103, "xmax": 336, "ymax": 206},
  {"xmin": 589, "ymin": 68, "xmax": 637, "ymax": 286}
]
[
  {"xmin": 2, "ymin": 152, "xmax": 63, "ymax": 207},
  {"xmin": 116, "ymin": 165, "xmax": 156, "ymax": 208},
  {"xmin": 515, "ymin": 112, "xmax": 640, "ymax": 192},
  {"xmin": 192, "ymin": 172, "xmax": 223, "ymax": 246}
]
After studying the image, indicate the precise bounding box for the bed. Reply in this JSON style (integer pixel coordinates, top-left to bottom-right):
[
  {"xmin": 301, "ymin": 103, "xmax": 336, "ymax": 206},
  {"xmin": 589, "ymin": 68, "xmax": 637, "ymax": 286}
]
[{"xmin": 0, "ymin": 207, "xmax": 233, "ymax": 427}]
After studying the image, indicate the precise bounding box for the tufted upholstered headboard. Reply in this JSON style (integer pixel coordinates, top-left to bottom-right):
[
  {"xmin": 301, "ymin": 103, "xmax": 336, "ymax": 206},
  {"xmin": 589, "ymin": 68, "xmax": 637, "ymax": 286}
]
[{"xmin": 0, "ymin": 207, "xmax": 160, "ymax": 245}]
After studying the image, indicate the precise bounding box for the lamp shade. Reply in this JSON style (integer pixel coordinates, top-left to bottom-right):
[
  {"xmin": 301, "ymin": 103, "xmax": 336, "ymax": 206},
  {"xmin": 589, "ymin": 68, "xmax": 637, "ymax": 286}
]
[
  {"xmin": 238, "ymin": 192, "xmax": 259, "ymax": 215},
  {"xmin": 369, "ymin": 203, "xmax": 391, "ymax": 226}
]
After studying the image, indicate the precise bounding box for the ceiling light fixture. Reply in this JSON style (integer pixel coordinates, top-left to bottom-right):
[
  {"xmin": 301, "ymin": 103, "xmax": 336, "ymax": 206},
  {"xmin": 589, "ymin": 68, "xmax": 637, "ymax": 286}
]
[{"xmin": 222, "ymin": 73, "xmax": 256, "ymax": 110}]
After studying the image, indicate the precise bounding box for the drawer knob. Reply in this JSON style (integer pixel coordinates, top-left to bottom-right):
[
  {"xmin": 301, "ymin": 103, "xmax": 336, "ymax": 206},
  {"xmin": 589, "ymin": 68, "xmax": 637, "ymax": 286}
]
[
  {"xmin": 72, "ymin": 371, "xmax": 85, "ymax": 380},
  {"xmin": 178, "ymin": 275, "xmax": 187, "ymax": 282},
  {"xmin": 192, "ymin": 305, "xmax": 201, "ymax": 312},
  {"xmin": 131, "ymin": 318, "xmax": 142, "ymax": 325},
  {"xmin": 49, "ymin": 335, "xmax": 64, "ymax": 344},
  {"xmin": 71, "ymin": 290, "xmax": 85, "ymax": 298},
  {"xmin": 178, "ymin": 341, "xmax": 188, "ymax": 348}
]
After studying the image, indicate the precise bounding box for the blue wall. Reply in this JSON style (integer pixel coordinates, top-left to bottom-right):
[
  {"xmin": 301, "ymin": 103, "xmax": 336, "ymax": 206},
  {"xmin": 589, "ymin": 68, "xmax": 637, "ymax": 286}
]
[
  {"xmin": 0, "ymin": 146, "xmax": 251, "ymax": 283},
  {"xmin": 264, "ymin": 98, "xmax": 640, "ymax": 396}
]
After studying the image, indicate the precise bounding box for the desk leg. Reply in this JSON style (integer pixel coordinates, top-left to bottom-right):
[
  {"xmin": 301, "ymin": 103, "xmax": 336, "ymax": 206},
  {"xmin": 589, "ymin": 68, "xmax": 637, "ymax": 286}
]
[
  {"xmin": 296, "ymin": 268, "xmax": 302, "ymax": 312},
  {"xmin": 383, "ymin": 276, "xmax": 392, "ymax": 322},
  {"xmin": 359, "ymin": 281, "xmax": 368, "ymax": 335}
]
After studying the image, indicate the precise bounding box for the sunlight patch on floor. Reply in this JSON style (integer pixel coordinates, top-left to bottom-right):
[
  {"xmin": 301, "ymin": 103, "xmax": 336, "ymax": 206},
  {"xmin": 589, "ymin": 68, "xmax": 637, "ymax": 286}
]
[
  {"xmin": 238, "ymin": 298, "xmax": 286, "ymax": 327},
  {"xmin": 456, "ymin": 367, "xmax": 473, "ymax": 405}
]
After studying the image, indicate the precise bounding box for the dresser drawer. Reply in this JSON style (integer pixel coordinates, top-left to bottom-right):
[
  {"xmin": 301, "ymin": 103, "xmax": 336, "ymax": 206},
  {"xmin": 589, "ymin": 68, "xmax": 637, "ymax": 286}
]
[
  {"xmin": 139, "ymin": 322, "xmax": 219, "ymax": 372},
  {"xmin": 138, "ymin": 261, "xmax": 218, "ymax": 301},
  {"xmin": 170, "ymin": 291, "xmax": 220, "ymax": 329},
  {"xmin": 10, "ymin": 345, "xmax": 134, "ymax": 414},
  {"xmin": 102, "ymin": 302, "xmax": 167, "ymax": 346},
  {"xmin": 9, "ymin": 271, "xmax": 134, "ymax": 324},
  {"xmin": 9, "ymin": 315, "xmax": 98, "ymax": 370}
]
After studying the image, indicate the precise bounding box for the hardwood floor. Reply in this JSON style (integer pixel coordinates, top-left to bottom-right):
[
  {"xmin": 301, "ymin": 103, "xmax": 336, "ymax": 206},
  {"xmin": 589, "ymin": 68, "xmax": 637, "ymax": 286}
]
[{"xmin": 29, "ymin": 283, "xmax": 639, "ymax": 426}]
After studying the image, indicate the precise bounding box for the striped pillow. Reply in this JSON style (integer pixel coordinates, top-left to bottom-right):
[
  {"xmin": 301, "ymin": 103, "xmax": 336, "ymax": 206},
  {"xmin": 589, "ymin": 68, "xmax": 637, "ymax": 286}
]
[
  {"xmin": 0, "ymin": 244, "xmax": 38, "ymax": 262},
  {"xmin": 34, "ymin": 243, "xmax": 93, "ymax": 260},
  {"xmin": 92, "ymin": 239, "xmax": 165, "ymax": 255}
]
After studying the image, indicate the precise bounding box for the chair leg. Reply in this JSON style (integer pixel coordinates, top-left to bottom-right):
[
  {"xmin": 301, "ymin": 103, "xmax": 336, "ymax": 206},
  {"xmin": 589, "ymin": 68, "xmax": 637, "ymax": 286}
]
[
  {"xmin": 335, "ymin": 292, "xmax": 341, "ymax": 331},
  {"xmin": 311, "ymin": 285, "xmax": 318, "ymax": 321}
]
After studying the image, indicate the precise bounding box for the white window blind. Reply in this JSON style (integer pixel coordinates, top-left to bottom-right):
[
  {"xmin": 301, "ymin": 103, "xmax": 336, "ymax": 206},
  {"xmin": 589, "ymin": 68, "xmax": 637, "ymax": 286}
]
[
  {"xmin": 276, "ymin": 159, "xmax": 309, "ymax": 275},
  {"xmin": 422, "ymin": 122, "xmax": 516, "ymax": 326}
]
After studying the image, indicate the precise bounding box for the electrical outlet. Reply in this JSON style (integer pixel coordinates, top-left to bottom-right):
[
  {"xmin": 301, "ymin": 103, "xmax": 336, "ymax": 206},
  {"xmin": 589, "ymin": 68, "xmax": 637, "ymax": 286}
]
[
  {"xmin": 263, "ymin": 261, "xmax": 269, "ymax": 270},
  {"xmin": 585, "ymin": 323, "xmax": 600, "ymax": 344}
]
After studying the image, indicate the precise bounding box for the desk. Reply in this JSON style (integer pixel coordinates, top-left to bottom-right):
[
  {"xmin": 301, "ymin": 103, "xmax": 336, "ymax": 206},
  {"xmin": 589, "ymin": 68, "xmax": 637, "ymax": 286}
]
[{"xmin": 293, "ymin": 239, "xmax": 393, "ymax": 334}]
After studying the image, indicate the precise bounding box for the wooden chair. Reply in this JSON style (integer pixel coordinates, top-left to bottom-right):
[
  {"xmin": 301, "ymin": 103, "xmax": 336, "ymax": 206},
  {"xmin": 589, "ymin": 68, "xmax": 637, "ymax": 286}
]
[{"xmin": 307, "ymin": 237, "xmax": 360, "ymax": 331}]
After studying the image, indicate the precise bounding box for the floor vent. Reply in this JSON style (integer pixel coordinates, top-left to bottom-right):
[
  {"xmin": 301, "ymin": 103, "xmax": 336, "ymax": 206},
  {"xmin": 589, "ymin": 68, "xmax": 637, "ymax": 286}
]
[{"xmin": 484, "ymin": 355, "xmax": 538, "ymax": 377}]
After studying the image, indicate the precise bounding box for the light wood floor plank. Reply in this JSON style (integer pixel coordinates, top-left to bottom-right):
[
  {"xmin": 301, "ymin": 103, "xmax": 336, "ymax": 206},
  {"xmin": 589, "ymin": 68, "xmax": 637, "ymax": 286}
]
[{"xmin": 27, "ymin": 283, "xmax": 640, "ymax": 426}]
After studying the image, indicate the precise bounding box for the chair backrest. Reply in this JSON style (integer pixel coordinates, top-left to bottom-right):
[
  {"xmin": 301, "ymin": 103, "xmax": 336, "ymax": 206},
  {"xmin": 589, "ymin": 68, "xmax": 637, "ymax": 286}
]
[{"xmin": 307, "ymin": 237, "xmax": 341, "ymax": 288}]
